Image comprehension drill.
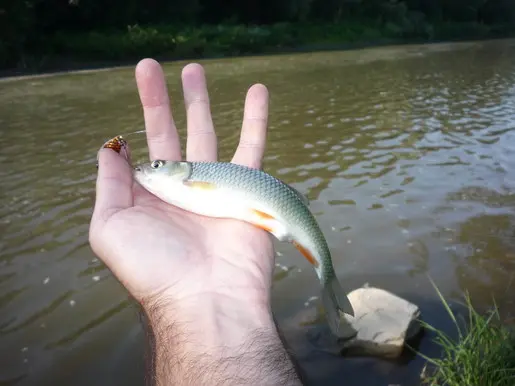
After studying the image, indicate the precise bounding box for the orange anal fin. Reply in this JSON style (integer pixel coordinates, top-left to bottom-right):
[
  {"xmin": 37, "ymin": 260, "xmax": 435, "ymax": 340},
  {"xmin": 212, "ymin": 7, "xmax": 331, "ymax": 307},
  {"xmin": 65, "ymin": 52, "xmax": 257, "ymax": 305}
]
[
  {"xmin": 183, "ymin": 181, "xmax": 218, "ymax": 190},
  {"xmin": 293, "ymin": 241, "xmax": 319, "ymax": 268}
]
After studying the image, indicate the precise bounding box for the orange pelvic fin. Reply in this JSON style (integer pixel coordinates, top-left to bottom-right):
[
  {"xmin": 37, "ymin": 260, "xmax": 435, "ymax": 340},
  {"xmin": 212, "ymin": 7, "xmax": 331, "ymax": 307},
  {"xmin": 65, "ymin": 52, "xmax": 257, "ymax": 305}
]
[
  {"xmin": 252, "ymin": 209, "xmax": 275, "ymax": 220},
  {"xmin": 183, "ymin": 181, "xmax": 218, "ymax": 190},
  {"xmin": 247, "ymin": 208, "xmax": 290, "ymax": 242},
  {"xmin": 293, "ymin": 241, "xmax": 319, "ymax": 268},
  {"xmin": 250, "ymin": 209, "xmax": 276, "ymax": 233}
]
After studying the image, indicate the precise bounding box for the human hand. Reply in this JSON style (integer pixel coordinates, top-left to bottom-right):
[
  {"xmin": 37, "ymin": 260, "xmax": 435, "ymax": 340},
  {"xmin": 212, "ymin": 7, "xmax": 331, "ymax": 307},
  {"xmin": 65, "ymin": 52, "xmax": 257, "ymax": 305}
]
[{"xmin": 89, "ymin": 59, "xmax": 300, "ymax": 384}]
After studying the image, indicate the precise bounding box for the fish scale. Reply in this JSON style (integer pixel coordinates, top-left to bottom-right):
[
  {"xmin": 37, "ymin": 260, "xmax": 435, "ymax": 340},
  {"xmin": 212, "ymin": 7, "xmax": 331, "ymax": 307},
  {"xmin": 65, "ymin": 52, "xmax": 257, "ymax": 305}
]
[
  {"xmin": 190, "ymin": 161, "xmax": 332, "ymax": 276},
  {"xmin": 191, "ymin": 162, "xmax": 306, "ymax": 216}
]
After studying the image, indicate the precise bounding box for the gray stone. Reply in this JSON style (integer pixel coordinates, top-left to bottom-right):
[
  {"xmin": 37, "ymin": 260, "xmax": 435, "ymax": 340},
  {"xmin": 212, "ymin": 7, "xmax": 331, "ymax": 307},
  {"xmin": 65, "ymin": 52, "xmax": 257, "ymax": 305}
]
[{"xmin": 339, "ymin": 284, "xmax": 422, "ymax": 358}]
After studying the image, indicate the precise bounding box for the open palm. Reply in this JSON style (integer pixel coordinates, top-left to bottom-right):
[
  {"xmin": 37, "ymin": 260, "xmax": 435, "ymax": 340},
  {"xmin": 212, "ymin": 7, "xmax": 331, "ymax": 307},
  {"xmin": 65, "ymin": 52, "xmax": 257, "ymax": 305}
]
[{"xmin": 89, "ymin": 59, "xmax": 275, "ymax": 317}]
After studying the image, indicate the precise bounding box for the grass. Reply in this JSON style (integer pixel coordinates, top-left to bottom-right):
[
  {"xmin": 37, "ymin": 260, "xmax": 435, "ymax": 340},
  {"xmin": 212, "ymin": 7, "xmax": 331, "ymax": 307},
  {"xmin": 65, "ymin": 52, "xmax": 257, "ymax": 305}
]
[{"xmin": 415, "ymin": 279, "xmax": 515, "ymax": 386}]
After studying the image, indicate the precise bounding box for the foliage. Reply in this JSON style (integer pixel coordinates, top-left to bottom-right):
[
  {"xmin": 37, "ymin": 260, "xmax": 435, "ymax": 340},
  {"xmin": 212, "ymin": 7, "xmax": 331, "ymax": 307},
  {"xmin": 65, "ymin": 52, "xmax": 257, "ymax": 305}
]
[{"xmin": 1, "ymin": 0, "xmax": 515, "ymax": 71}]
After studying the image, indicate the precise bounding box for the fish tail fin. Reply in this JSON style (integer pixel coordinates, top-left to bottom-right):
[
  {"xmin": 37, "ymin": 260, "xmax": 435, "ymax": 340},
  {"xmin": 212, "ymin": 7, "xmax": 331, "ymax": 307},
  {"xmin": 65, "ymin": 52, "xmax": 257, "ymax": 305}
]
[{"xmin": 321, "ymin": 276, "xmax": 357, "ymax": 340}]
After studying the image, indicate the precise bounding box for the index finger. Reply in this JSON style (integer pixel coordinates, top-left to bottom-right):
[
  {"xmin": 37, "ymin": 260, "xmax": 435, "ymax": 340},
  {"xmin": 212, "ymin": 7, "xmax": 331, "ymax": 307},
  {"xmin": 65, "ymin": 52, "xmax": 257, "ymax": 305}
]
[{"xmin": 135, "ymin": 59, "xmax": 182, "ymax": 161}]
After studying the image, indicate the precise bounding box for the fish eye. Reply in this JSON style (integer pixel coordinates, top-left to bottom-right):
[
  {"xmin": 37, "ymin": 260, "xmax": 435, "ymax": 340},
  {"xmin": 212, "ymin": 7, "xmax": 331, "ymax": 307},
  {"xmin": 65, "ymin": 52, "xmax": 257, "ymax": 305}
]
[{"xmin": 151, "ymin": 160, "xmax": 164, "ymax": 169}]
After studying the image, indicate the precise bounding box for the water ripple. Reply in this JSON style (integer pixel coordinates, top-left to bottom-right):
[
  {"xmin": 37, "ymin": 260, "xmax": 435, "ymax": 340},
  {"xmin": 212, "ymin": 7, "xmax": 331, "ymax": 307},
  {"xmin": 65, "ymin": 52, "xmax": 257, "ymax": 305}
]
[{"xmin": 3, "ymin": 39, "xmax": 515, "ymax": 385}]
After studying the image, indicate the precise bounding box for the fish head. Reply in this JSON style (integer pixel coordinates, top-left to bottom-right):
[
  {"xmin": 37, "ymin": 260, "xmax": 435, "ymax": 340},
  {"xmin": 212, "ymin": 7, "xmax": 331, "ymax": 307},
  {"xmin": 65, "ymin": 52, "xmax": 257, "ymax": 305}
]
[{"xmin": 133, "ymin": 160, "xmax": 192, "ymax": 190}]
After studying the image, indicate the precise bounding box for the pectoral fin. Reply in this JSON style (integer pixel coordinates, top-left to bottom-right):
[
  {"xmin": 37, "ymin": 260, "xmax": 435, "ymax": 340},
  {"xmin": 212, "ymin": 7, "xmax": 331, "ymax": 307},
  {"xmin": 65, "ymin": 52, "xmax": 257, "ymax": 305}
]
[{"xmin": 183, "ymin": 181, "xmax": 218, "ymax": 190}]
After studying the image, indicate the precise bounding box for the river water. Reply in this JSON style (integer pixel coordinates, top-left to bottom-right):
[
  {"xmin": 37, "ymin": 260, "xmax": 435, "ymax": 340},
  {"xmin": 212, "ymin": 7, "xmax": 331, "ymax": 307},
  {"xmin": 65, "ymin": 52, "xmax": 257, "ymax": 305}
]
[{"xmin": 2, "ymin": 38, "xmax": 515, "ymax": 385}]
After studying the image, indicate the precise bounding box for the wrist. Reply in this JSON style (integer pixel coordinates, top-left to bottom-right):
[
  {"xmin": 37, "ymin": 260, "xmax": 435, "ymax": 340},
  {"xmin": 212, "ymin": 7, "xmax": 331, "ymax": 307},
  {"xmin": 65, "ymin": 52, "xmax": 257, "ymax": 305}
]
[
  {"xmin": 145, "ymin": 292, "xmax": 276, "ymax": 351},
  {"xmin": 141, "ymin": 294, "xmax": 302, "ymax": 385}
]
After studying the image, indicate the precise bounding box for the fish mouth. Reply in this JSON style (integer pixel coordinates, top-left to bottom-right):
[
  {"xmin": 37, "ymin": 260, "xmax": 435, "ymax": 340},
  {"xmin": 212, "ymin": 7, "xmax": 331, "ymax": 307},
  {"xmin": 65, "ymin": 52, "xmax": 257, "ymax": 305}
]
[{"xmin": 133, "ymin": 165, "xmax": 148, "ymax": 182}]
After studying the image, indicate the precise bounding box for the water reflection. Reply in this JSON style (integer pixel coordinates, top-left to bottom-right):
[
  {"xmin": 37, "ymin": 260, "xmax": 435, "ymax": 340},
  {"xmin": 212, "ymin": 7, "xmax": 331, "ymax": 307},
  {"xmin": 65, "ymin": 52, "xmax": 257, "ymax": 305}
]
[{"xmin": 2, "ymin": 38, "xmax": 515, "ymax": 385}]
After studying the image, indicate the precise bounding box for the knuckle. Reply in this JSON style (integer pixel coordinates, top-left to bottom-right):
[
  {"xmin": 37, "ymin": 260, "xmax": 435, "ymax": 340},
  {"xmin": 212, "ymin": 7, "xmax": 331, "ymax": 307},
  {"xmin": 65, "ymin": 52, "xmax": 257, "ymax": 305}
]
[
  {"xmin": 186, "ymin": 97, "xmax": 210, "ymax": 109},
  {"xmin": 88, "ymin": 222, "xmax": 103, "ymax": 255},
  {"xmin": 146, "ymin": 132, "xmax": 176, "ymax": 148},
  {"xmin": 237, "ymin": 139, "xmax": 265, "ymax": 150},
  {"xmin": 187, "ymin": 129, "xmax": 216, "ymax": 138},
  {"xmin": 244, "ymin": 115, "xmax": 267, "ymax": 123}
]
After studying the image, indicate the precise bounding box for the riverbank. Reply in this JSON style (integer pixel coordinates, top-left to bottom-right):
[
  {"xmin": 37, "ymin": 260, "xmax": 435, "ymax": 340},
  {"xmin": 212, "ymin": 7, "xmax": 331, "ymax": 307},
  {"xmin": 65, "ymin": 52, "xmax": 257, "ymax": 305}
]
[
  {"xmin": 2, "ymin": 20, "xmax": 515, "ymax": 79},
  {"xmin": 418, "ymin": 286, "xmax": 515, "ymax": 386}
]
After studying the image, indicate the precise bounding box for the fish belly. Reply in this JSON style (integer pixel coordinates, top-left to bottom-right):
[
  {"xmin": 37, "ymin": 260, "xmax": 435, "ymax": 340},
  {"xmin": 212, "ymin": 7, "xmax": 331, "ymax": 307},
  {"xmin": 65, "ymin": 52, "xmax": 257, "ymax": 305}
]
[{"xmin": 160, "ymin": 184, "xmax": 292, "ymax": 241}]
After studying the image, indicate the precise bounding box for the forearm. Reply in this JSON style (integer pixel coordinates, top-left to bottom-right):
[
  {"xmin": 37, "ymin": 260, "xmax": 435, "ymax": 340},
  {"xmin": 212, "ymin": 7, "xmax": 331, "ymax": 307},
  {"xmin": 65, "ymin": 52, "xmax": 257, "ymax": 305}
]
[{"xmin": 141, "ymin": 296, "xmax": 303, "ymax": 386}]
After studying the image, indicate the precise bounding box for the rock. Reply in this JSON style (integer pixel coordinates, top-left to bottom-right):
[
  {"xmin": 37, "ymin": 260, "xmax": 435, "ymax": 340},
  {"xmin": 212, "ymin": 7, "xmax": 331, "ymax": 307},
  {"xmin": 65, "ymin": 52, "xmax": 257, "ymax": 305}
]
[{"xmin": 339, "ymin": 285, "xmax": 422, "ymax": 359}]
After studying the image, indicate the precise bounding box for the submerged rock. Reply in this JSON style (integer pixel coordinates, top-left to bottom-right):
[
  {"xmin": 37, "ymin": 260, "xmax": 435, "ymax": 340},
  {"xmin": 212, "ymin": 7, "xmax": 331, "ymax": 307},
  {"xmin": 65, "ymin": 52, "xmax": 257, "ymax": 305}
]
[{"xmin": 340, "ymin": 285, "xmax": 422, "ymax": 358}]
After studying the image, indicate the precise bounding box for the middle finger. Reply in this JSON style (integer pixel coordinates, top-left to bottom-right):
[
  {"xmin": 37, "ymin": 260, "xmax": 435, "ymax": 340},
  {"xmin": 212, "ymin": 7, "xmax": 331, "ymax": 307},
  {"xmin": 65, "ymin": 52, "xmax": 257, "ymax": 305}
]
[{"xmin": 181, "ymin": 63, "xmax": 217, "ymax": 162}]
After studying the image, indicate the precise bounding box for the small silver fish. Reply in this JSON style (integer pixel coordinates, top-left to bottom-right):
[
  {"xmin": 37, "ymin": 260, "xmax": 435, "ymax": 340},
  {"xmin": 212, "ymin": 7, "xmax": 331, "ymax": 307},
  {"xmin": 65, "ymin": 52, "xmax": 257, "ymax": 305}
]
[{"xmin": 133, "ymin": 159, "xmax": 357, "ymax": 339}]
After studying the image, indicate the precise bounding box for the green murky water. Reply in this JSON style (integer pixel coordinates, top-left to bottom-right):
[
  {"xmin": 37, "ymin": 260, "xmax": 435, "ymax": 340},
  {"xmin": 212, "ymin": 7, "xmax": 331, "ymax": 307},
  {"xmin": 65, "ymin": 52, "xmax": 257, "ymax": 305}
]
[{"xmin": 2, "ymin": 38, "xmax": 515, "ymax": 385}]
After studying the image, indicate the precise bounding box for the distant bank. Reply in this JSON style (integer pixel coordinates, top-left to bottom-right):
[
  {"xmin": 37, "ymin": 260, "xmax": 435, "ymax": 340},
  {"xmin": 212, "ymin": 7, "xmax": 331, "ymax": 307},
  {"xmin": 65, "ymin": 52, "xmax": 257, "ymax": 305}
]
[{"xmin": 2, "ymin": 22, "xmax": 514, "ymax": 80}]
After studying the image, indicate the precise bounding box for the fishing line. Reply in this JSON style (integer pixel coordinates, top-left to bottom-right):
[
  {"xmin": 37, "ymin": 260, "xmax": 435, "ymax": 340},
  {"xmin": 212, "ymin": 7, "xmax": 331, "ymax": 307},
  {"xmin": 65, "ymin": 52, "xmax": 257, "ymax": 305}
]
[{"xmin": 119, "ymin": 129, "xmax": 147, "ymax": 138}]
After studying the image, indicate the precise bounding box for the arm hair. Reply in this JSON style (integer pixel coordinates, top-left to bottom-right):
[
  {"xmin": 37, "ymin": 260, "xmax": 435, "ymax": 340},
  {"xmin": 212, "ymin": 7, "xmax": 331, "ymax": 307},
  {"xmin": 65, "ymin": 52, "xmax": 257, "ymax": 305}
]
[{"xmin": 140, "ymin": 299, "xmax": 303, "ymax": 386}]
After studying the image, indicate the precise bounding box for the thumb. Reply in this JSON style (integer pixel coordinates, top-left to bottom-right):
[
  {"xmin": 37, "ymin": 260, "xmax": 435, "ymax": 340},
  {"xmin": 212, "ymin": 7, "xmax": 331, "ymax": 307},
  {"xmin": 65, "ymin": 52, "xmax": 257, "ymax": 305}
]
[{"xmin": 91, "ymin": 148, "xmax": 134, "ymax": 229}]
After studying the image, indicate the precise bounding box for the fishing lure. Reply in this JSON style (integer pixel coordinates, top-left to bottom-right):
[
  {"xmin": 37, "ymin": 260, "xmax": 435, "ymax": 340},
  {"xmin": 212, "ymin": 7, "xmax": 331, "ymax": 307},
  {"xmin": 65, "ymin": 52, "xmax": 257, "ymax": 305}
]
[
  {"xmin": 96, "ymin": 135, "xmax": 130, "ymax": 168},
  {"xmin": 103, "ymin": 135, "xmax": 128, "ymax": 154}
]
